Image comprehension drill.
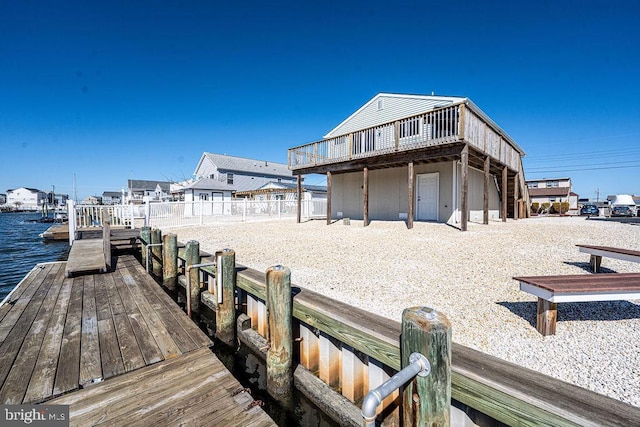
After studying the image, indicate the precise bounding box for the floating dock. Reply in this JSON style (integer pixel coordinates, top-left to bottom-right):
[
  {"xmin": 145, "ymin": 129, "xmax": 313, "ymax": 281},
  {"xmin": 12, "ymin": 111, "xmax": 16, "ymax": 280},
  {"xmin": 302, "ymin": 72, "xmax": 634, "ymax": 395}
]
[{"xmin": 0, "ymin": 254, "xmax": 274, "ymax": 426}]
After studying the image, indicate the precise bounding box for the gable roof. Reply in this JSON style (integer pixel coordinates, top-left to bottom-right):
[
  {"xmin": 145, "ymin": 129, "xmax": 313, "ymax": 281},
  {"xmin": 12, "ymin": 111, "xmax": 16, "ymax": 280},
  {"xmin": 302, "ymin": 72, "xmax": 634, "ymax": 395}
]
[
  {"xmin": 323, "ymin": 93, "xmax": 524, "ymax": 155},
  {"xmin": 102, "ymin": 191, "xmax": 122, "ymax": 197},
  {"xmin": 179, "ymin": 178, "xmax": 235, "ymax": 192},
  {"xmin": 199, "ymin": 153, "xmax": 292, "ymax": 178},
  {"xmin": 128, "ymin": 180, "xmax": 171, "ymax": 192},
  {"xmin": 528, "ymin": 187, "xmax": 570, "ymax": 197}
]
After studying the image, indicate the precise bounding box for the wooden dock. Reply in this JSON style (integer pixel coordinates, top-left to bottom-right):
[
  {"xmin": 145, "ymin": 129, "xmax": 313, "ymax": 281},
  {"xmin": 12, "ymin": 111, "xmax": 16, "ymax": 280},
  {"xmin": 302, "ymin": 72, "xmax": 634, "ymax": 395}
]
[
  {"xmin": 64, "ymin": 239, "xmax": 107, "ymax": 277},
  {"xmin": 0, "ymin": 255, "xmax": 275, "ymax": 426}
]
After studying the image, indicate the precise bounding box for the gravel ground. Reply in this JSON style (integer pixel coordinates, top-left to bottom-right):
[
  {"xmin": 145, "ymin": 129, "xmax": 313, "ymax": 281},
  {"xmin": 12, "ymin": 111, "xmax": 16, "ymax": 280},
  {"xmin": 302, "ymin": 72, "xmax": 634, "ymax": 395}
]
[{"xmin": 173, "ymin": 216, "xmax": 640, "ymax": 407}]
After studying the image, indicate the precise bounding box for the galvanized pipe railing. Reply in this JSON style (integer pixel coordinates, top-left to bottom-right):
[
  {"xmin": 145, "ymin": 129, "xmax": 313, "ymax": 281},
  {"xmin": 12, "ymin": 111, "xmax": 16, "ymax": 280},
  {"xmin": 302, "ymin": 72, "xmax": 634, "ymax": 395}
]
[
  {"xmin": 186, "ymin": 262, "xmax": 216, "ymax": 318},
  {"xmin": 361, "ymin": 352, "xmax": 430, "ymax": 426}
]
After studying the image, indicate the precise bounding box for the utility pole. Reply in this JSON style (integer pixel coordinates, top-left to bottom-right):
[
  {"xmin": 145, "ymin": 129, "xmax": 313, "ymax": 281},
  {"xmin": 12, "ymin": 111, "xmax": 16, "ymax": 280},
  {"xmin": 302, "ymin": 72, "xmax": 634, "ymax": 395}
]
[{"xmin": 596, "ymin": 188, "xmax": 600, "ymax": 203}]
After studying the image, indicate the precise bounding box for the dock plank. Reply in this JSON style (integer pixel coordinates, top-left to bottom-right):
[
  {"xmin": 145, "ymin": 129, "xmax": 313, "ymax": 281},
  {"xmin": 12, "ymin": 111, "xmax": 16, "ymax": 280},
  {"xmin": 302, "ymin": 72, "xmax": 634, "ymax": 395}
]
[
  {"xmin": 23, "ymin": 274, "xmax": 73, "ymax": 403},
  {"xmin": 114, "ymin": 262, "xmax": 181, "ymax": 358},
  {"xmin": 121, "ymin": 257, "xmax": 212, "ymax": 349},
  {"xmin": 0, "ymin": 264, "xmax": 65, "ymax": 404},
  {"xmin": 47, "ymin": 347, "xmax": 275, "ymax": 427},
  {"xmin": 65, "ymin": 239, "xmax": 106, "ymax": 278},
  {"xmin": 108, "ymin": 269, "xmax": 163, "ymax": 365},
  {"xmin": 97, "ymin": 318, "xmax": 125, "ymax": 379},
  {"xmin": 79, "ymin": 275, "xmax": 102, "ymax": 386},
  {"xmin": 0, "ymin": 263, "xmax": 59, "ymax": 394},
  {"xmin": 53, "ymin": 276, "xmax": 84, "ymax": 395}
]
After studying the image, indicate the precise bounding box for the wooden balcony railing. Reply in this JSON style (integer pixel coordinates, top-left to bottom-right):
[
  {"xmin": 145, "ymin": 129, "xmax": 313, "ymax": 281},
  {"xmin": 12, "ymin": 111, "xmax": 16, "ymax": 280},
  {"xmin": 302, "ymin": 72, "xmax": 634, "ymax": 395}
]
[{"xmin": 288, "ymin": 103, "xmax": 521, "ymax": 172}]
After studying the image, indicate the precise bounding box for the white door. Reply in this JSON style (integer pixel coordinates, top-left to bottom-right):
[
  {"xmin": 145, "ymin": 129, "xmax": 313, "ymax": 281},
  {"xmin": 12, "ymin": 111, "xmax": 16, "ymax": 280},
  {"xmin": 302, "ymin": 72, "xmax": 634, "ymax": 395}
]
[{"xmin": 416, "ymin": 173, "xmax": 439, "ymax": 221}]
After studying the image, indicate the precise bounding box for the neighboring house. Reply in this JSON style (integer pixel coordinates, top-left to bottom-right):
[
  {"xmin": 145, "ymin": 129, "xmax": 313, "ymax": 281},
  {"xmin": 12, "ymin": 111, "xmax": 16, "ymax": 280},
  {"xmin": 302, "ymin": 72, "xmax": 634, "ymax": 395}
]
[
  {"xmin": 194, "ymin": 153, "xmax": 296, "ymax": 193},
  {"xmin": 102, "ymin": 191, "xmax": 124, "ymax": 205},
  {"xmin": 287, "ymin": 93, "xmax": 528, "ymax": 230},
  {"xmin": 6, "ymin": 187, "xmax": 48, "ymax": 210},
  {"xmin": 234, "ymin": 181, "xmax": 327, "ymax": 202},
  {"xmin": 527, "ymin": 177, "xmax": 578, "ymax": 214},
  {"xmin": 81, "ymin": 195, "xmax": 102, "ymax": 205},
  {"xmin": 127, "ymin": 180, "xmax": 172, "ymax": 203},
  {"xmin": 170, "ymin": 178, "xmax": 235, "ymax": 216}
]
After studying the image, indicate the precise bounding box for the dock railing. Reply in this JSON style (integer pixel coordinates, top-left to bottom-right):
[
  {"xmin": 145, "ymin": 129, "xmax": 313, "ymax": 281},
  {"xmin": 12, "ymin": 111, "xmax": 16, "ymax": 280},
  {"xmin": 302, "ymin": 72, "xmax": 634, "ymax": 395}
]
[{"xmin": 137, "ymin": 229, "xmax": 640, "ymax": 427}]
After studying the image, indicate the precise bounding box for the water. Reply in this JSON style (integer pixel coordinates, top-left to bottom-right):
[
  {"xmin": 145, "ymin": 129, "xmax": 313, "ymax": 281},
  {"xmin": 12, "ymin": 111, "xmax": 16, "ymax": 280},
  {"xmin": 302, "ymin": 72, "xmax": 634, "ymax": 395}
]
[{"xmin": 0, "ymin": 212, "xmax": 70, "ymax": 300}]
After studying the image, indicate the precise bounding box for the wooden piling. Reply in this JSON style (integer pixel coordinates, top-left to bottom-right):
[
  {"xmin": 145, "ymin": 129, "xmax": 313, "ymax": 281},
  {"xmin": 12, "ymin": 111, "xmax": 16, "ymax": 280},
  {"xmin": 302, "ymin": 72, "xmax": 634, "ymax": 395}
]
[
  {"xmin": 162, "ymin": 233, "xmax": 178, "ymax": 290},
  {"xmin": 401, "ymin": 306, "xmax": 451, "ymax": 426},
  {"xmin": 185, "ymin": 240, "xmax": 201, "ymax": 315},
  {"xmin": 216, "ymin": 249, "xmax": 236, "ymax": 346},
  {"xmin": 140, "ymin": 226, "xmax": 151, "ymax": 268},
  {"xmin": 151, "ymin": 228, "xmax": 162, "ymax": 278},
  {"xmin": 266, "ymin": 265, "xmax": 293, "ymax": 400}
]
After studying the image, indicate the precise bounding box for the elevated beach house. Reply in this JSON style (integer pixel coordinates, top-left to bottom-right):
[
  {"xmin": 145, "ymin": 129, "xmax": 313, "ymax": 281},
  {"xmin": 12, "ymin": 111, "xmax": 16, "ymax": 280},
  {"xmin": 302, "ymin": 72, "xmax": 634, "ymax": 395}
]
[
  {"xmin": 287, "ymin": 93, "xmax": 528, "ymax": 230},
  {"xmin": 6, "ymin": 187, "xmax": 48, "ymax": 210}
]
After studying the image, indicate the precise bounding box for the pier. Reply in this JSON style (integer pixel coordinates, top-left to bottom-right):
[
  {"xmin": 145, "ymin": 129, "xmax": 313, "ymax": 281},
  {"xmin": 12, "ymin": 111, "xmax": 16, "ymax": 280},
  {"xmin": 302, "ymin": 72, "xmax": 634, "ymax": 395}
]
[{"xmin": 0, "ymin": 239, "xmax": 275, "ymax": 425}]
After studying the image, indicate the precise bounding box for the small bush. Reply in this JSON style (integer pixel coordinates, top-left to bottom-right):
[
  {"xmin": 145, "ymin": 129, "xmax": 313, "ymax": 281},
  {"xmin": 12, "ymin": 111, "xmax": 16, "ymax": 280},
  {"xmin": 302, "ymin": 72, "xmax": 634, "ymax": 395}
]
[{"xmin": 531, "ymin": 202, "xmax": 540, "ymax": 213}]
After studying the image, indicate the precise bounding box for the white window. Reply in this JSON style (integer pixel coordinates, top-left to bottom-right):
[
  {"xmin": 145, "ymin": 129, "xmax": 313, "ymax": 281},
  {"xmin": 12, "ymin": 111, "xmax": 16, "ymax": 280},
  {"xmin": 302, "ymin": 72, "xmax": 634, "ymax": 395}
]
[
  {"xmin": 199, "ymin": 193, "xmax": 208, "ymax": 201},
  {"xmin": 377, "ymin": 99, "xmax": 384, "ymax": 110}
]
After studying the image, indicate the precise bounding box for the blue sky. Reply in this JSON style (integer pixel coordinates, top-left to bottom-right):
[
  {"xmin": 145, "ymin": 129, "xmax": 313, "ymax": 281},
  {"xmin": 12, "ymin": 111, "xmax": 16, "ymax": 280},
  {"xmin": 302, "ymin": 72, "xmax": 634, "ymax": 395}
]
[{"xmin": 1, "ymin": 0, "xmax": 639, "ymax": 202}]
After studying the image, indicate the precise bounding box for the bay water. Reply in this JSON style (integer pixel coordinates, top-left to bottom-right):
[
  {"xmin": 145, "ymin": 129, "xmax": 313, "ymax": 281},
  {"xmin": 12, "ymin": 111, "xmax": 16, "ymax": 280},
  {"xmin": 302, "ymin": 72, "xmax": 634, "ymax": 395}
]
[{"xmin": 0, "ymin": 212, "xmax": 70, "ymax": 300}]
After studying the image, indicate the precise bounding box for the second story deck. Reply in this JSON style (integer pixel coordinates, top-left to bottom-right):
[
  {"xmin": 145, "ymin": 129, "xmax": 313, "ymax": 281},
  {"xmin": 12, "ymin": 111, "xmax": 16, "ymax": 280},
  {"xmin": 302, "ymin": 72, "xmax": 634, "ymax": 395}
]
[{"xmin": 288, "ymin": 99, "xmax": 524, "ymax": 175}]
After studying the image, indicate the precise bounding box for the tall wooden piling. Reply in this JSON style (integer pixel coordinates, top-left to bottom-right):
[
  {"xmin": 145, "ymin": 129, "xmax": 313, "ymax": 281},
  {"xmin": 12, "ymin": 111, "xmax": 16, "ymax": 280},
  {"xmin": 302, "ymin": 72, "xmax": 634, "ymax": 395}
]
[
  {"xmin": 401, "ymin": 306, "xmax": 451, "ymax": 426},
  {"xmin": 162, "ymin": 233, "xmax": 178, "ymax": 290},
  {"xmin": 266, "ymin": 265, "xmax": 293, "ymax": 400},
  {"xmin": 185, "ymin": 240, "xmax": 201, "ymax": 315},
  {"xmin": 151, "ymin": 228, "xmax": 163, "ymax": 278},
  {"xmin": 140, "ymin": 226, "xmax": 151, "ymax": 268},
  {"xmin": 216, "ymin": 249, "xmax": 236, "ymax": 346}
]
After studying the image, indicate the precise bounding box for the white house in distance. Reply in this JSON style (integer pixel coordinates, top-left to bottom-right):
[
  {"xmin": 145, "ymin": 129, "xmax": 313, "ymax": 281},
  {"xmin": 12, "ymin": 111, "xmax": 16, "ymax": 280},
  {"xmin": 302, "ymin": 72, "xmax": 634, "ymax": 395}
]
[
  {"xmin": 527, "ymin": 177, "xmax": 579, "ymax": 214},
  {"xmin": 6, "ymin": 187, "xmax": 48, "ymax": 210},
  {"xmin": 127, "ymin": 180, "xmax": 173, "ymax": 203},
  {"xmin": 287, "ymin": 93, "xmax": 528, "ymax": 230},
  {"xmin": 193, "ymin": 153, "xmax": 296, "ymax": 193}
]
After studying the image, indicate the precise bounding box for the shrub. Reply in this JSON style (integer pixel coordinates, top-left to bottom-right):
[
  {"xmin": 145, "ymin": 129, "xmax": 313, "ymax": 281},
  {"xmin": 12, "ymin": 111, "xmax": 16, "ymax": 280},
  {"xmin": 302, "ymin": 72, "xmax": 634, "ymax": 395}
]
[{"xmin": 531, "ymin": 202, "xmax": 540, "ymax": 213}]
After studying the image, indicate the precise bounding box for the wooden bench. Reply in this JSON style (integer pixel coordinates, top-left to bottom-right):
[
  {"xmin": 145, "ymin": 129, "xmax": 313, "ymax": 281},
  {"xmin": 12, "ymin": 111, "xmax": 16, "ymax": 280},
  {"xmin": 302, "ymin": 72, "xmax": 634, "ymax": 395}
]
[
  {"xmin": 514, "ymin": 273, "xmax": 640, "ymax": 335},
  {"xmin": 577, "ymin": 244, "xmax": 640, "ymax": 272}
]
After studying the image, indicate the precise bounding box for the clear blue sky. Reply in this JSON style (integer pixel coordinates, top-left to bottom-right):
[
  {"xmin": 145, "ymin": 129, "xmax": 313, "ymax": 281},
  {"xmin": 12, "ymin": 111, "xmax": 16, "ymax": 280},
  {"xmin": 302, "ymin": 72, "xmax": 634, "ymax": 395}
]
[{"xmin": 2, "ymin": 0, "xmax": 639, "ymax": 202}]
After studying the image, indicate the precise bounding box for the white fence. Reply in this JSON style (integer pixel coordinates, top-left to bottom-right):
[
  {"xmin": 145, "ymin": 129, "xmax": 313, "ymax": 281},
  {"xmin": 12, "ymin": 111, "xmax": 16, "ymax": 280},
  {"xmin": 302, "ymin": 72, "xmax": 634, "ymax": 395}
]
[{"xmin": 68, "ymin": 199, "xmax": 327, "ymax": 238}]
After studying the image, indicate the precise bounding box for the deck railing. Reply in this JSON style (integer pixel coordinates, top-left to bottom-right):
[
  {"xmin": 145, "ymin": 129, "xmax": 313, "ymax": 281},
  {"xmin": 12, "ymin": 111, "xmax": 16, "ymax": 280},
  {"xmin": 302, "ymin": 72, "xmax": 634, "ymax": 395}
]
[{"xmin": 289, "ymin": 103, "xmax": 521, "ymax": 172}]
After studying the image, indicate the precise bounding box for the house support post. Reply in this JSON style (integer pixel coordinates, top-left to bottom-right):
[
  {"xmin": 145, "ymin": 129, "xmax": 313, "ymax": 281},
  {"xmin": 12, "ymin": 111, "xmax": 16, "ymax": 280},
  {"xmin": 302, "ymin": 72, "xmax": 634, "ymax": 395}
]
[
  {"xmin": 401, "ymin": 306, "xmax": 451, "ymax": 426},
  {"xmin": 296, "ymin": 175, "xmax": 302, "ymax": 224},
  {"xmin": 461, "ymin": 145, "xmax": 469, "ymax": 231},
  {"xmin": 501, "ymin": 167, "xmax": 508, "ymax": 222},
  {"xmin": 266, "ymin": 265, "xmax": 293, "ymax": 401},
  {"xmin": 326, "ymin": 172, "xmax": 332, "ymax": 225},
  {"xmin": 363, "ymin": 167, "xmax": 369, "ymax": 227},
  {"xmin": 483, "ymin": 156, "xmax": 490, "ymax": 225},
  {"xmin": 407, "ymin": 162, "xmax": 414, "ymax": 229},
  {"xmin": 513, "ymin": 173, "xmax": 519, "ymax": 220}
]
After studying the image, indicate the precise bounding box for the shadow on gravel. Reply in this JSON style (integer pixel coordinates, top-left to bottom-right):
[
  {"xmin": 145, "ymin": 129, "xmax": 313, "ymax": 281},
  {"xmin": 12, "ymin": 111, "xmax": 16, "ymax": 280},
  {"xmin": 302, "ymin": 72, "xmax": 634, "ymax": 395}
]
[
  {"xmin": 562, "ymin": 261, "xmax": 618, "ymax": 274},
  {"xmin": 498, "ymin": 300, "xmax": 640, "ymax": 328}
]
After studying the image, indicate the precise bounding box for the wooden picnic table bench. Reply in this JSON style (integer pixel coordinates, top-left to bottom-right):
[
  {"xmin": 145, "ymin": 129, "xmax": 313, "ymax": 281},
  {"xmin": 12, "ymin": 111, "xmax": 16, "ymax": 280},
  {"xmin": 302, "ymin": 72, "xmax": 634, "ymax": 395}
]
[
  {"xmin": 577, "ymin": 244, "xmax": 640, "ymax": 272},
  {"xmin": 514, "ymin": 273, "xmax": 640, "ymax": 335}
]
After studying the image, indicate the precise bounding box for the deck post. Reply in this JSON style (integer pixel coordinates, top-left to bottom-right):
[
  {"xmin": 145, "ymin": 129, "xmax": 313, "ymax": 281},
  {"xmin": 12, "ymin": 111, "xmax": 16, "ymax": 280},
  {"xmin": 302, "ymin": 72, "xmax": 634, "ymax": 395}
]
[
  {"xmin": 461, "ymin": 144, "xmax": 469, "ymax": 231},
  {"xmin": 363, "ymin": 167, "xmax": 369, "ymax": 227},
  {"xmin": 185, "ymin": 240, "xmax": 201, "ymax": 316},
  {"xmin": 296, "ymin": 175, "xmax": 302, "ymax": 223},
  {"xmin": 162, "ymin": 233, "xmax": 178, "ymax": 290},
  {"xmin": 266, "ymin": 265, "xmax": 293, "ymax": 401},
  {"xmin": 140, "ymin": 226, "xmax": 151, "ymax": 268},
  {"xmin": 408, "ymin": 162, "xmax": 414, "ymax": 229},
  {"xmin": 151, "ymin": 228, "xmax": 163, "ymax": 278},
  {"xmin": 402, "ymin": 306, "xmax": 451, "ymax": 426},
  {"xmin": 103, "ymin": 210, "xmax": 111, "ymax": 270},
  {"xmin": 216, "ymin": 249, "xmax": 236, "ymax": 346},
  {"xmin": 326, "ymin": 171, "xmax": 332, "ymax": 225},
  {"xmin": 513, "ymin": 173, "xmax": 519, "ymax": 220},
  {"xmin": 484, "ymin": 156, "xmax": 490, "ymax": 225},
  {"xmin": 502, "ymin": 167, "xmax": 508, "ymax": 222}
]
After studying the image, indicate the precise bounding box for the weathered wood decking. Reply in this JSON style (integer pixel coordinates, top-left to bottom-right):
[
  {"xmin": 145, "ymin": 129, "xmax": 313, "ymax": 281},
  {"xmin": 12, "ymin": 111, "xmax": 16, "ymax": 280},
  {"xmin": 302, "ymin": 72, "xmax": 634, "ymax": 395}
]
[
  {"xmin": 64, "ymin": 239, "xmax": 107, "ymax": 277},
  {"xmin": 0, "ymin": 255, "xmax": 274, "ymax": 426}
]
